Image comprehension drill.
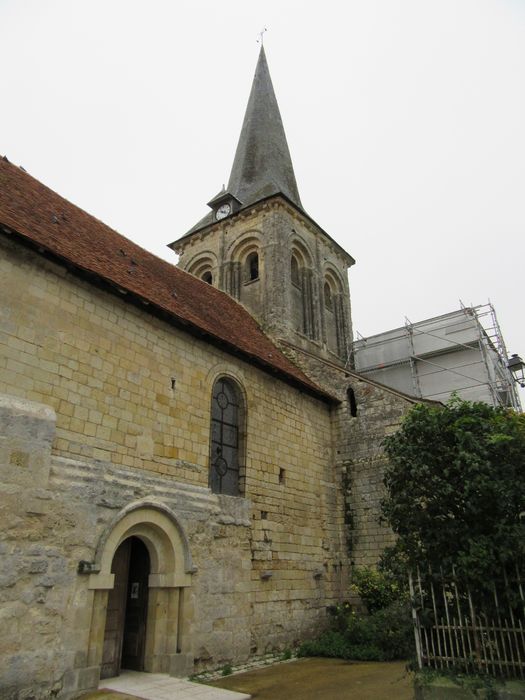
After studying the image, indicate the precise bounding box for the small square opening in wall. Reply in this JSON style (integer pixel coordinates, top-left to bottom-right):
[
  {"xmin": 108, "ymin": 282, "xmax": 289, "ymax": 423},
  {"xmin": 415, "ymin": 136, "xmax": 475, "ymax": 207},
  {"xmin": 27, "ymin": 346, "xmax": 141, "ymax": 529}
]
[
  {"xmin": 261, "ymin": 511, "xmax": 268, "ymax": 520},
  {"xmin": 279, "ymin": 468, "xmax": 286, "ymax": 484}
]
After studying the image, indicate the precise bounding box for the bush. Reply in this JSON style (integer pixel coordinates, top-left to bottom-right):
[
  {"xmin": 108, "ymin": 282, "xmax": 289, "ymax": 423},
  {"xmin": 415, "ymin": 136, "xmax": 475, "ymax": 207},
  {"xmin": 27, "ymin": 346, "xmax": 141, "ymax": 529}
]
[
  {"xmin": 351, "ymin": 566, "xmax": 401, "ymax": 613},
  {"xmin": 299, "ymin": 599, "xmax": 414, "ymax": 661},
  {"xmin": 345, "ymin": 601, "xmax": 413, "ymax": 660},
  {"xmin": 298, "ymin": 630, "xmax": 351, "ymax": 659},
  {"xmin": 382, "ymin": 398, "xmax": 525, "ymax": 587}
]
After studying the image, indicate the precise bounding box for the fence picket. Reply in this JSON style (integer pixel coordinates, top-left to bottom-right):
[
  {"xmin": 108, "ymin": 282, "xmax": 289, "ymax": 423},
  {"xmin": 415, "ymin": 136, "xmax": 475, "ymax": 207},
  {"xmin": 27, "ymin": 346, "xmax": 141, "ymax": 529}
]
[
  {"xmin": 441, "ymin": 570, "xmax": 455, "ymax": 666},
  {"xmin": 409, "ymin": 563, "xmax": 524, "ymax": 679},
  {"xmin": 429, "ymin": 568, "xmax": 444, "ymax": 668},
  {"xmin": 409, "ymin": 571, "xmax": 423, "ymax": 670},
  {"xmin": 518, "ymin": 620, "xmax": 525, "ymax": 680}
]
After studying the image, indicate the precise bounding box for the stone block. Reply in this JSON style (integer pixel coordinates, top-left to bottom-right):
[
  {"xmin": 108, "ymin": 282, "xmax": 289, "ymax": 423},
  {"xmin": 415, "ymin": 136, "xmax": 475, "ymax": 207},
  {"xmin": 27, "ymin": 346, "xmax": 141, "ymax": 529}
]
[
  {"xmin": 77, "ymin": 666, "xmax": 100, "ymax": 691},
  {"xmin": 61, "ymin": 669, "xmax": 79, "ymax": 693},
  {"xmin": 169, "ymin": 652, "xmax": 194, "ymax": 677},
  {"xmin": 0, "ymin": 395, "xmax": 55, "ymax": 487}
]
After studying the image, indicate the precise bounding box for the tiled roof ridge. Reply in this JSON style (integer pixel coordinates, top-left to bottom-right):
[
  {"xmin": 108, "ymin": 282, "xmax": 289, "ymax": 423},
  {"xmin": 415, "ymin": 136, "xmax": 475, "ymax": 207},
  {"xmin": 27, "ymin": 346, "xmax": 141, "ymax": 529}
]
[
  {"xmin": 0, "ymin": 157, "xmax": 335, "ymax": 403},
  {"xmin": 0, "ymin": 155, "xmax": 171, "ymax": 262}
]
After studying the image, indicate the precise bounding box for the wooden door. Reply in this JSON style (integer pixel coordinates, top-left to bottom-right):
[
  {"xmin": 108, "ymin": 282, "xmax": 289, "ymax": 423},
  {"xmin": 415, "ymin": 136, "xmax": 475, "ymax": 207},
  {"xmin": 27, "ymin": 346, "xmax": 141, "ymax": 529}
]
[
  {"xmin": 121, "ymin": 538, "xmax": 150, "ymax": 671},
  {"xmin": 100, "ymin": 539, "xmax": 131, "ymax": 679}
]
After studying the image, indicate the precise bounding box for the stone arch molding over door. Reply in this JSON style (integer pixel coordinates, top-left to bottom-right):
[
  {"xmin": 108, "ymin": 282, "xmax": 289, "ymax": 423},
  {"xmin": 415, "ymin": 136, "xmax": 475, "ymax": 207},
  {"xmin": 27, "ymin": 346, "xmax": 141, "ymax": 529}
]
[{"xmin": 86, "ymin": 499, "xmax": 196, "ymax": 678}]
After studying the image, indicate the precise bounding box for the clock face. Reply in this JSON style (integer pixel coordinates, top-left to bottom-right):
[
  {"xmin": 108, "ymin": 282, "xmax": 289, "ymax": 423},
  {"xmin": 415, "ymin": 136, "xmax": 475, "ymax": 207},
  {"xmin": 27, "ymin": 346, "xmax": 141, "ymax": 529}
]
[{"xmin": 215, "ymin": 203, "xmax": 231, "ymax": 220}]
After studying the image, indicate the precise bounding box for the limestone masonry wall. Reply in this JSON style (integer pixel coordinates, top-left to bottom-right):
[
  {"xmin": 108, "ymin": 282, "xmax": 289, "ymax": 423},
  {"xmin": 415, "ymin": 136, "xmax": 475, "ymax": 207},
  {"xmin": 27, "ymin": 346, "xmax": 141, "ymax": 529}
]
[
  {"xmin": 336, "ymin": 378, "xmax": 410, "ymax": 567},
  {"xmin": 277, "ymin": 341, "xmax": 414, "ymax": 570},
  {"xmin": 0, "ymin": 237, "xmax": 348, "ymax": 699}
]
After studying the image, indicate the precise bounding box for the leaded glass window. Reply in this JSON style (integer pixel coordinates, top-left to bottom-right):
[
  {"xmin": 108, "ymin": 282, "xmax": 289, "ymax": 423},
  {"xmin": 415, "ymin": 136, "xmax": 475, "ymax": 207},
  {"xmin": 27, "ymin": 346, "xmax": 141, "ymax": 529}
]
[{"xmin": 210, "ymin": 377, "xmax": 244, "ymax": 496}]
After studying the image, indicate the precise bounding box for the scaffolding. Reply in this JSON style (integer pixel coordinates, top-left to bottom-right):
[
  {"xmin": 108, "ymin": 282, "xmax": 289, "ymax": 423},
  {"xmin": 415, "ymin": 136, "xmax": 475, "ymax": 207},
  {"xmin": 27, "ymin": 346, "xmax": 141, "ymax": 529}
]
[
  {"xmin": 354, "ymin": 302, "xmax": 522, "ymax": 411},
  {"xmin": 463, "ymin": 301, "xmax": 521, "ymax": 411}
]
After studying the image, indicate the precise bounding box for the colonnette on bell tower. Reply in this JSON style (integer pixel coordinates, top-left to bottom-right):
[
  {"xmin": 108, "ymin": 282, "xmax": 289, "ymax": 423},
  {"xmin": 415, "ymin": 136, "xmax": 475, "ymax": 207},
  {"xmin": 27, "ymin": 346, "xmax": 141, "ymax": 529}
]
[{"xmin": 171, "ymin": 47, "xmax": 354, "ymax": 364}]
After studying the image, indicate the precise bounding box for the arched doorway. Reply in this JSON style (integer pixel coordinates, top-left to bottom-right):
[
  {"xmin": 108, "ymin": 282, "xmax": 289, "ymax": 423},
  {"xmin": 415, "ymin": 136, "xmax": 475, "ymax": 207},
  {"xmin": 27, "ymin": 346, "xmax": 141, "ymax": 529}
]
[
  {"xmin": 101, "ymin": 537, "xmax": 150, "ymax": 679},
  {"xmin": 87, "ymin": 501, "xmax": 196, "ymax": 679}
]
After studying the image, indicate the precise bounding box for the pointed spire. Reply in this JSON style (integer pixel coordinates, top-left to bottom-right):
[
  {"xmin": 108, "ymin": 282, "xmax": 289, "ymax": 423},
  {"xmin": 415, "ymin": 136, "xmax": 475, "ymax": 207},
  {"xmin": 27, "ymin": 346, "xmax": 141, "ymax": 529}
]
[{"xmin": 227, "ymin": 46, "xmax": 302, "ymax": 209}]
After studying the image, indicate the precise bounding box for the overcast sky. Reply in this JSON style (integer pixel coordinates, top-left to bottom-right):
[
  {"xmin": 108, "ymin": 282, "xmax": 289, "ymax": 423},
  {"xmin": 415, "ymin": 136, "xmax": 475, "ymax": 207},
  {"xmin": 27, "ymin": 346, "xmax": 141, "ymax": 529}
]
[{"xmin": 1, "ymin": 0, "xmax": 524, "ymax": 400}]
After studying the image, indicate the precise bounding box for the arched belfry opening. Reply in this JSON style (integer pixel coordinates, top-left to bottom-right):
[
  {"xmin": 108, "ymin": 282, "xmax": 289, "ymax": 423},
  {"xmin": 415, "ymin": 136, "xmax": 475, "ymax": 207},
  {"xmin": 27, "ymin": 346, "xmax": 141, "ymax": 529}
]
[{"xmin": 87, "ymin": 502, "xmax": 195, "ymax": 679}]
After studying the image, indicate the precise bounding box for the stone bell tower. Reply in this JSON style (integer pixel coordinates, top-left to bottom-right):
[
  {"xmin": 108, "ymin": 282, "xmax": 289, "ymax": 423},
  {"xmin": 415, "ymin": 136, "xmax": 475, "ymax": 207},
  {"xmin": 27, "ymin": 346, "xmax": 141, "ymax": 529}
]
[{"xmin": 170, "ymin": 47, "xmax": 355, "ymax": 365}]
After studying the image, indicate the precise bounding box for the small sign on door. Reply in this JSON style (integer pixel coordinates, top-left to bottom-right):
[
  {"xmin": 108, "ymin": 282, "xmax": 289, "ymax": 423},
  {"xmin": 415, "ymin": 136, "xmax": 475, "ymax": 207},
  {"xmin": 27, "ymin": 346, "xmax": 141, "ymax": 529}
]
[{"xmin": 130, "ymin": 582, "xmax": 140, "ymax": 599}]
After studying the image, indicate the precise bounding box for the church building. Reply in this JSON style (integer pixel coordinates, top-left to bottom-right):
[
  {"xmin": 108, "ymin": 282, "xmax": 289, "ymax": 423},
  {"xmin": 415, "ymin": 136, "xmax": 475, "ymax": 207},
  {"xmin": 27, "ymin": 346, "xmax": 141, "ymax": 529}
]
[{"xmin": 0, "ymin": 48, "xmax": 425, "ymax": 699}]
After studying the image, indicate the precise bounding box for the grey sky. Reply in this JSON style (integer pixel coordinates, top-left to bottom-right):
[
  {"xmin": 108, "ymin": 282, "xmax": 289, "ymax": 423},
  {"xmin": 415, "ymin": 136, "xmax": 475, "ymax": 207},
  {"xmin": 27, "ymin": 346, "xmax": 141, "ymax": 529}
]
[{"xmin": 1, "ymin": 0, "xmax": 524, "ymax": 398}]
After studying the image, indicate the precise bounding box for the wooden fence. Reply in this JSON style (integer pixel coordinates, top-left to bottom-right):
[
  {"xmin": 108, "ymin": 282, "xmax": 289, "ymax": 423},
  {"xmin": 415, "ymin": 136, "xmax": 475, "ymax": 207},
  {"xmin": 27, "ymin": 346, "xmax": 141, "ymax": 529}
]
[{"xmin": 409, "ymin": 565, "xmax": 525, "ymax": 679}]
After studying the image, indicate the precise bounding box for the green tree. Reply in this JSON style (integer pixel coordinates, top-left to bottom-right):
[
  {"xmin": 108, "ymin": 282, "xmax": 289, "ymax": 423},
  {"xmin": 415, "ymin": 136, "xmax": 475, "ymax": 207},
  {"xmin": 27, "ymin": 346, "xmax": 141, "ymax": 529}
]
[{"xmin": 381, "ymin": 397, "xmax": 525, "ymax": 583}]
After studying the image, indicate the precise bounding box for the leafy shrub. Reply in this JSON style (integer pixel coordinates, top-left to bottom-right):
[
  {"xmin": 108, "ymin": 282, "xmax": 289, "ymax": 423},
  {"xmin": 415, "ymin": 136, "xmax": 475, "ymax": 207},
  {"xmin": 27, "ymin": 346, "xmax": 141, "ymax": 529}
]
[
  {"xmin": 345, "ymin": 644, "xmax": 384, "ymax": 661},
  {"xmin": 299, "ymin": 600, "xmax": 414, "ymax": 661},
  {"xmin": 351, "ymin": 566, "xmax": 401, "ymax": 613},
  {"xmin": 382, "ymin": 398, "xmax": 525, "ymax": 589},
  {"xmin": 416, "ymin": 668, "xmax": 501, "ymax": 700},
  {"xmin": 345, "ymin": 601, "xmax": 413, "ymax": 660},
  {"xmin": 367, "ymin": 601, "xmax": 414, "ymax": 659},
  {"xmin": 378, "ymin": 546, "xmax": 410, "ymax": 595},
  {"xmin": 298, "ymin": 630, "xmax": 350, "ymax": 659}
]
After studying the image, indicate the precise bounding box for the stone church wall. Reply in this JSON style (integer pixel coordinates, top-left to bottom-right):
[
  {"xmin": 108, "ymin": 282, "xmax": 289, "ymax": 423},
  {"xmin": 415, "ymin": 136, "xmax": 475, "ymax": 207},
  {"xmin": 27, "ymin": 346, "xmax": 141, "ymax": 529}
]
[
  {"xmin": 277, "ymin": 340, "xmax": 415, "ymax": 570},
  {"xmin": 336, "ymin": 378, "xmax": 411, "ymax": 568},
  {"xmin": 0, "ymin": 237, "xmax": 349, "ymax": 699}
]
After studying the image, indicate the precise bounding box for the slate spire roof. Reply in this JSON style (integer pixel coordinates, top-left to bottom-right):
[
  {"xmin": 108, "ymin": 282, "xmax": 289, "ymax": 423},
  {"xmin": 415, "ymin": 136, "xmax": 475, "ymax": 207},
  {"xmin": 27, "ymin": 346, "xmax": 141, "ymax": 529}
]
[
  {"xmin": 180, "ymin": 46, "xmax": 303, "ymax": 238},
  {"xmin": 227, "ymin": 46, "xmax": 302, "ymax": 210}
]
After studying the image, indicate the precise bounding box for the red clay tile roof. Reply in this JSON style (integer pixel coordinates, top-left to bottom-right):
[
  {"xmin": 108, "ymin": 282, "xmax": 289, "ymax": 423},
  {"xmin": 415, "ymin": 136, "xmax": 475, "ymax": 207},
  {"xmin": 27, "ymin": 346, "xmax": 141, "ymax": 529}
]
[{"xmin": 0, "ymin": 157, "xmax": 335, "ymax": 402}]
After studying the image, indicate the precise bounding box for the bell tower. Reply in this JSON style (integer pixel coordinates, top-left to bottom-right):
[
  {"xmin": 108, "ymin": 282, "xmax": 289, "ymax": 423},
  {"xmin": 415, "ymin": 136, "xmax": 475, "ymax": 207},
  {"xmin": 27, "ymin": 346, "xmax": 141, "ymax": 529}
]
[{"xmin": 170, "ymin": 47, "xmax": 355, "ymax": 365}]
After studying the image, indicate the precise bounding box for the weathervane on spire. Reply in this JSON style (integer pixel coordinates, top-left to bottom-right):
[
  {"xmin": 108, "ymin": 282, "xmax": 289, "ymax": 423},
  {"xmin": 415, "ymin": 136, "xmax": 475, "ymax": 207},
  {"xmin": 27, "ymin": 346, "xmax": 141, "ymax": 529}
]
[{"xmin": 257, "ymin": 27, "xmax": 267, "ymax": 45}]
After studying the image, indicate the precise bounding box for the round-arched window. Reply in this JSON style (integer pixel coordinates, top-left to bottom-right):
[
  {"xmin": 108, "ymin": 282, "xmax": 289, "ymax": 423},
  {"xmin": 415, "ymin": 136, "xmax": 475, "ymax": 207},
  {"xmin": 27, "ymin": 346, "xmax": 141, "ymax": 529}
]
[
  {"xmin": 324, "ymin": 282, "xmax": 333, "ymax": 311},
  {"xmin": 290, "ymin": 255, "xmax": 300, "ymax": 287},
  {"xmin": 210, "ymin": 377, "xmax": 245, "ymax": 496},
  {"xmin": 245, "ymin": 251, "xmax": 259, "ymax": 282}
]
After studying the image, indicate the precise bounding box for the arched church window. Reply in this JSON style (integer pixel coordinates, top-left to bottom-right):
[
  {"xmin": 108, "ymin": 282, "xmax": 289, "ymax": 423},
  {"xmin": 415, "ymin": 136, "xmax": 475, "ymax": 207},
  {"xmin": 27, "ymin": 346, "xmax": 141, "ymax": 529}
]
[
  {"xmin": 324, "ymin": 282, "xmax": 333, "ymax": 311},
  {"xmin": 245, "ymin": 251, "xmax": 259, "ymax": 282},
  {"xmin": 347, "ymin": 386, "xmax": 358, "ymax": 417},
  {"xmin": 210, "ymin": 377, "xmax": 244, "ymax": 496},
  {"xmin": 290, "ymin": 255, "xmax": 300, "ymax": 287},
  {"xmin": 188, "ymin": 255, "xmax": 216, "ymax": 286}
]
